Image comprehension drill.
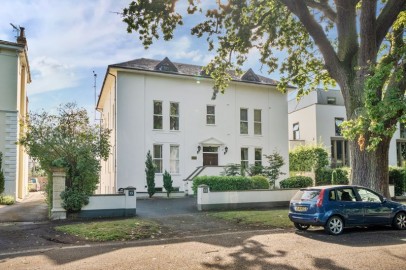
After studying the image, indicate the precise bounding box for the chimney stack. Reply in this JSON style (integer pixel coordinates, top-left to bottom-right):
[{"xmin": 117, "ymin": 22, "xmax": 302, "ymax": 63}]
[{"xmin": 17, "ymin": 27, "xmax": 27, "ymax": 46}]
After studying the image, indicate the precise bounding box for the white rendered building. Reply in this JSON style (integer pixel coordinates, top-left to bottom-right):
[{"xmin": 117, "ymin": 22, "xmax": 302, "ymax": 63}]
[
  {"xmin": 288, "ymin": 89, "xmax": 406, "ymax": 167},
  {"xmin": 0, "ymin": 28, "xmax": 31, "ymax": 199},
  {"xmin": 97, "ymin": 57, "xmax": 290, "ymax": 194}
]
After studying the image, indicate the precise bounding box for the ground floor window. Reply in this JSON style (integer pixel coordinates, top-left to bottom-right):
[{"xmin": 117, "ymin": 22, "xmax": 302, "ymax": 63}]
[
  {"xmin": 241, "ymin": 148, "xmax": 249, "ymax": 170},
  {"xmin": 255, "ymin": 148, "xmax": 262, "ymax": 166},
  {"xmin": 331, "ymin": 138, "xmax": 349, "ymax": 168},
  {"xmin": 170, "ymin": 145, "xmax": 179, "ymax": 173},
  {"xmin": 153, "ymin": 144, "xmax": 163, "ymax": 173}
]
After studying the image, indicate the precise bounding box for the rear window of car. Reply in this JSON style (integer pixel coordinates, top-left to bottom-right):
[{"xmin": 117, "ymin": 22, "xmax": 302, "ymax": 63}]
[{"xmin": 292, "ymin": 189, "xmax": 321, "ymax": 201}]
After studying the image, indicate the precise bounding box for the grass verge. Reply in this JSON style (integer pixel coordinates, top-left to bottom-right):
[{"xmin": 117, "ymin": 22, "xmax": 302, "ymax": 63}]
[
  {"xmin": 208, "ymin": 209, "xmax": 292, "ymax": 229},
  {"xmin": 55, "ymin": 218, "xmax": 160, "ymax": 241}
]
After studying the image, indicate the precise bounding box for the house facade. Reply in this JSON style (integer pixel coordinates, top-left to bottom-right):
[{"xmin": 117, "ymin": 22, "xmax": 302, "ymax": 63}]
[
  {"xmin": 97, "ymin": 58, "xmax": 290, "ymax": 194},
  {"xmin": 0, "ymin": 28, "xmax": 31, "ymax": 199},
  {"xmin": 288, "ymin": 89, "xmax": 405, "ymax": 167}
]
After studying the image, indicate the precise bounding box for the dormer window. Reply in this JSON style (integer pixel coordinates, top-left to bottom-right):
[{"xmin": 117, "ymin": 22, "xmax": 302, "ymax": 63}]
[
  {"xmin": 154, "ymin": 57, "xmax": 178, "ymax": 73},
  {"xmin": 241, "ymin": 68, "xmax": 260, "ymax": 82}
]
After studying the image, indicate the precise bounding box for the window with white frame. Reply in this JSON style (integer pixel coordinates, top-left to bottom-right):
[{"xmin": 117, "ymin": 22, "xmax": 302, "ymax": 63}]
[
  {"xmin": 240, "ymin": 108, "xmax": 248, "ymax": 134},
  {"xmin": 170, "ymin": 145, "xmax": 179, "ymax": 173},
  {"xmin": 170, "ymin": 102, "xmax": 179, "ymax": 130},
  {"xmin": 293, "ymin": 123, "xmax": 300, "ymax": 140},
  {"xmin": 153, "ymin": 144, "xmax": 163, "ymax": 173},
  {"xmin": 255, "ymin": 148, "xmax": 262, "ymax": 166},
  {"xmin": 254, "ymin": 109, "xmax": 262, "ymax": 135},
  {"xmin": 241, "ymin": 147, "xmax": 249, "ymax": 169},
  {"xmin": 206, "ymin": 105, "xmax": 215, "ymax": 125},
  {"xmin": 153, "ymin": 101, "xmax": 163, "ymax": 130}
]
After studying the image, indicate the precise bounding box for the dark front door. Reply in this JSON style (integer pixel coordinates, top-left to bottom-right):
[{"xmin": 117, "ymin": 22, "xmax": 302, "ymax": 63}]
[{"xmin": 203, "ymin": 153, "xmax": 218, "ymax": 166}]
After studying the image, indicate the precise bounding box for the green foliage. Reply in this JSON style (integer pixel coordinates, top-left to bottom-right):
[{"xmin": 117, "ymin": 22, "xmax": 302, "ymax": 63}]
[
  {"xmin": 18, "ymin": 103, "xmax": 111, "ymax": 211},
  {"xmin": 315, "ymin": 168, "xmax": 350, "ymax": 186},
  {"xmin": 145, "ymin": 150, "xmax": 155, "ymax": 198},
  {"xmin": 0, "ymin": 195, "xmax": 15, "ymax": 205},
  {"xmin": 163, "ymin": 170, "xmax": 173, "ymax": 197},
  {"xmin": 289, "ymin": 145, "xmax": 329, "ymax": 172},
  {"xmin": 60, "ymin": 188, "xmax": 89, "ymax": 213},
  {"xmin": 389, "ymin": 167, "xmax": 406, "ymax": 196},
  {"xmin": 0, "ymin": 152, "xmax": 5, "ymax": 194},
  {"xmin": 192, "ymin": 176, "xmax": 259, "ymax": 194},
  {"xmin": 263, "ymin": 151, "xmax": 285, "ymax": 187},
  {"xmin": 280, "ymin": 176, "xmax": 313, "ymax": 189},
  {"xmin": 221, "ymin": 163, "xmax": 241, "ymax": 176},
  {"xmin": 246, "ymin": 165, "xmax": 265, "ymax": 177},
  {"xmin": 250, "ymin": 175, "xmax": 270, "ymax": 189}
]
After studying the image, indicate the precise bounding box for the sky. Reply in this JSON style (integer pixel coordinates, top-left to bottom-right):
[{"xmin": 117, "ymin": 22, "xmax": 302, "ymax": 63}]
[{"xmin": 0, "ymin": 0, "xmax": 282, "ymax": 121}]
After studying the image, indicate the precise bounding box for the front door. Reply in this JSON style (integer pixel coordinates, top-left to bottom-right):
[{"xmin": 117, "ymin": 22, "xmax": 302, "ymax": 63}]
[{"xmin": 203, "ymin": 146, "xmax": 218, "ymax": 166}]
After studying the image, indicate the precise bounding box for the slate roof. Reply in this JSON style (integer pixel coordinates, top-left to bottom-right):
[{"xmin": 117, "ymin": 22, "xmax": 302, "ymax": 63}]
[{"xmin": 110, "ymin": 57, "xmax": 281, "ymax": 86}]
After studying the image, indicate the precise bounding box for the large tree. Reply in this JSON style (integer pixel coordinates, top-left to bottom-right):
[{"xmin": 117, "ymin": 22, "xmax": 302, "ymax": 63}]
[
  {"xmin": 19, "ymin": 103, "xmax": 111, "ymax": 211},
  {"xmin": 122, "ymin": 0, "xmax": 405, "ymax": 197}
]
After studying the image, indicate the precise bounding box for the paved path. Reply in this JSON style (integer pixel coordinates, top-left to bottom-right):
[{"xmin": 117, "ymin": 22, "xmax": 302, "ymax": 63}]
[{"xmin": 0, "ymin": 192, "xmax": 48, "ymax": 222}]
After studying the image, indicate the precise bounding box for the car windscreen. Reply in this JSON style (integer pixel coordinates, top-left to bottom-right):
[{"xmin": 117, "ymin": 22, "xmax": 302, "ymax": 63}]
[{"xmin": 292, "ymin": 189, "xmax": 321, "ymax": 201}]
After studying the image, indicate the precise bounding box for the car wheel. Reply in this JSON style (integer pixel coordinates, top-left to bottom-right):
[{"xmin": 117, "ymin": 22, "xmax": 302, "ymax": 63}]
[
  {"xmin": 393, "ymin": 212, "xmax": 406, "ymax": 230},
  {"xmin": 324, "ymin": 216, "xmax": 344, "ymax": 235},
  {"xmin": 294, "ymin": 223, "xmax": 310, "ymax": 231}
]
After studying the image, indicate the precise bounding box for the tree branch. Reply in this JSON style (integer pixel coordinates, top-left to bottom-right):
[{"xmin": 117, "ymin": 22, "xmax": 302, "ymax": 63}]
[
  {"xmin": 376, "ymin": 0, "xmax": 406, "ymax": 49},
  {"xmin": 303, "ymin": 0, "xmax": 337, "ymax": 22},
  {"xmin": 280, "ymin": 0, "xmax": 343, "ymax": 82}
]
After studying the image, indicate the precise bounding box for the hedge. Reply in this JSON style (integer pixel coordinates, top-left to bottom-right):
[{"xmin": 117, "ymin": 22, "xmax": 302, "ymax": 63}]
[
  {"xmin": 280, "ymin": 176, "xmax": 313, "ymax": 188},
  {"xmin": 389, "ymin": 167, "xmax": 406, "ymax": 196},
  {"xmin": 289, "ymin": 145, "xmax": 328, "ymax": 172},
  {"xmin": 315, "ymin": 167, "xmax": 350, "ymax": 186},
  {"xmin": 192, "ymin": 175, "xmax": 269, "ymax": 194}
]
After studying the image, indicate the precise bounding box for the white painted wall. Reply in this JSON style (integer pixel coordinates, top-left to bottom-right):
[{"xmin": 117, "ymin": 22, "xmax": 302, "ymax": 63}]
[
  {"xmin": 0, "ymin": 44, "xmax": 29, "ymax": 199},
  {"xmin": 289, "ymin": 93, "xmax": 402, "ymax": 166},
  {"xmin": 99, "ymin": 69, "xmax": 289, "ymax": 193}
]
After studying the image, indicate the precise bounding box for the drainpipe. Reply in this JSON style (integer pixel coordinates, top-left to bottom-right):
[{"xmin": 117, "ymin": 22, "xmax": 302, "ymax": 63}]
[{"xmin": 108, "ymin": 72, "xmax": 117, "ymax": 193}]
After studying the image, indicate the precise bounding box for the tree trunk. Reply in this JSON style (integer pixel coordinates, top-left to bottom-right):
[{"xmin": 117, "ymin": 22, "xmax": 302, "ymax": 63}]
[{"xmin": 350, "ymin": 138, "xmax": 391, "ymax": 198}]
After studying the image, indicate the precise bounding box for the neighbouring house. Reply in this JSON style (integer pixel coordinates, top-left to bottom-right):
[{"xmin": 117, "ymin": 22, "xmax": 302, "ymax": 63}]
[
  {"xmin": 288, "ymin": 89, "xmax": 406, "ymax": 167},
  {"xmin": 96, "ymin": 57, "xmax": 291, "ymax": 194},
  {"xmin": 0, "ymin": 27, "xmax": 31, "ymax": 200}
]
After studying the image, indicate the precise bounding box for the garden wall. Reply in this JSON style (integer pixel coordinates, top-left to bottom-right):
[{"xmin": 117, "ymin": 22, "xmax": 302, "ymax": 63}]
[
  {"xmin": 78, "ymin": 188, "xmax": 137, "ymax": 218},
  {"xmin": 197, "ymin": 185, "xmax": 298, "ymax": 211}
]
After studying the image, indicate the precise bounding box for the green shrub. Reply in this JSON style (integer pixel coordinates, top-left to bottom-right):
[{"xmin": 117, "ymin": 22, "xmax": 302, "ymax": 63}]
[
  {"xmin": 60, "ymin": 188, "xmax": 89, "ymax": 212},
  {"xmin": 315, "ymin": 167, "xmax": 349, "ymax": 185},
  {"xmin": 163, "ymin": 170, "xmax": 173, "ymax": 197},
  {"xmin": 251, "ymin": 175, "xmax": 270, "ymax": 189},
  {"xmin": 389, "ymin": 167, "xmax": 406, "ymax": 196},
  {"xmin": 289, "ymin": 145, "xmax": 328, "ymax": 172},
  {"xmin": 145, "ymin": 150, "xmax": 155, "ymax": 198},
  {"xmin": 0, "ymin": 195, "xmax": 15, "ymax": 205},
  {"xmin": 280, "ymin": 176, "xmax": 313, "ymax": 189},
  {"xmin": 192, "ymin": 176, "xmax": 253, "ymax": 194},
  {"xmin": 222, "ymin": 164, "xmax": 242, "ymax": 176}
]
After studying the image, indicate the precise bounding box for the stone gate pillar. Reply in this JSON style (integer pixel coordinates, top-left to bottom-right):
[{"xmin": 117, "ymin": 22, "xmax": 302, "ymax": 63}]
[{"xmin": 51, "ymin": 168, "xmax": 66, "ymax": 220}]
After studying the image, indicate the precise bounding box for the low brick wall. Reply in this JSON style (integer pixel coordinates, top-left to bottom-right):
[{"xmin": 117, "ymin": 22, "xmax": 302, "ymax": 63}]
[{"xmin": 197, "ymin": 185, "xmax": 298, "ymax": 211}]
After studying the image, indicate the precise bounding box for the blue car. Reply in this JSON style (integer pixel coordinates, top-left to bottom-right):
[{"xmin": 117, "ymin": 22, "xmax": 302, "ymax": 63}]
[{"xmin": 288, "ymin": 185, "xmax": 406, "ymax": 235}]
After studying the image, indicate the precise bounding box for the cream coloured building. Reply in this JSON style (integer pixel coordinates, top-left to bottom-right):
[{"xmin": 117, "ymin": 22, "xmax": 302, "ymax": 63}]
[
  {"xmin": 97, "ymin": 57, "xmax": 290, "ymax": 194},
  {"xmin": 288, "ymin": 89, "xmax": 405, "ymax": 167},
  {"xmin": 0, "ymin": 28, "xmax": 31, "ymax": 200}
]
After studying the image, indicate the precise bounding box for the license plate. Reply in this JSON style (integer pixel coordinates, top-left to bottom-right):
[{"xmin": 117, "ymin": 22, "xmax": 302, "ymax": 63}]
[{"xmin": 295, "ymin": 206, "xmax": 308, "ymax": 212}]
